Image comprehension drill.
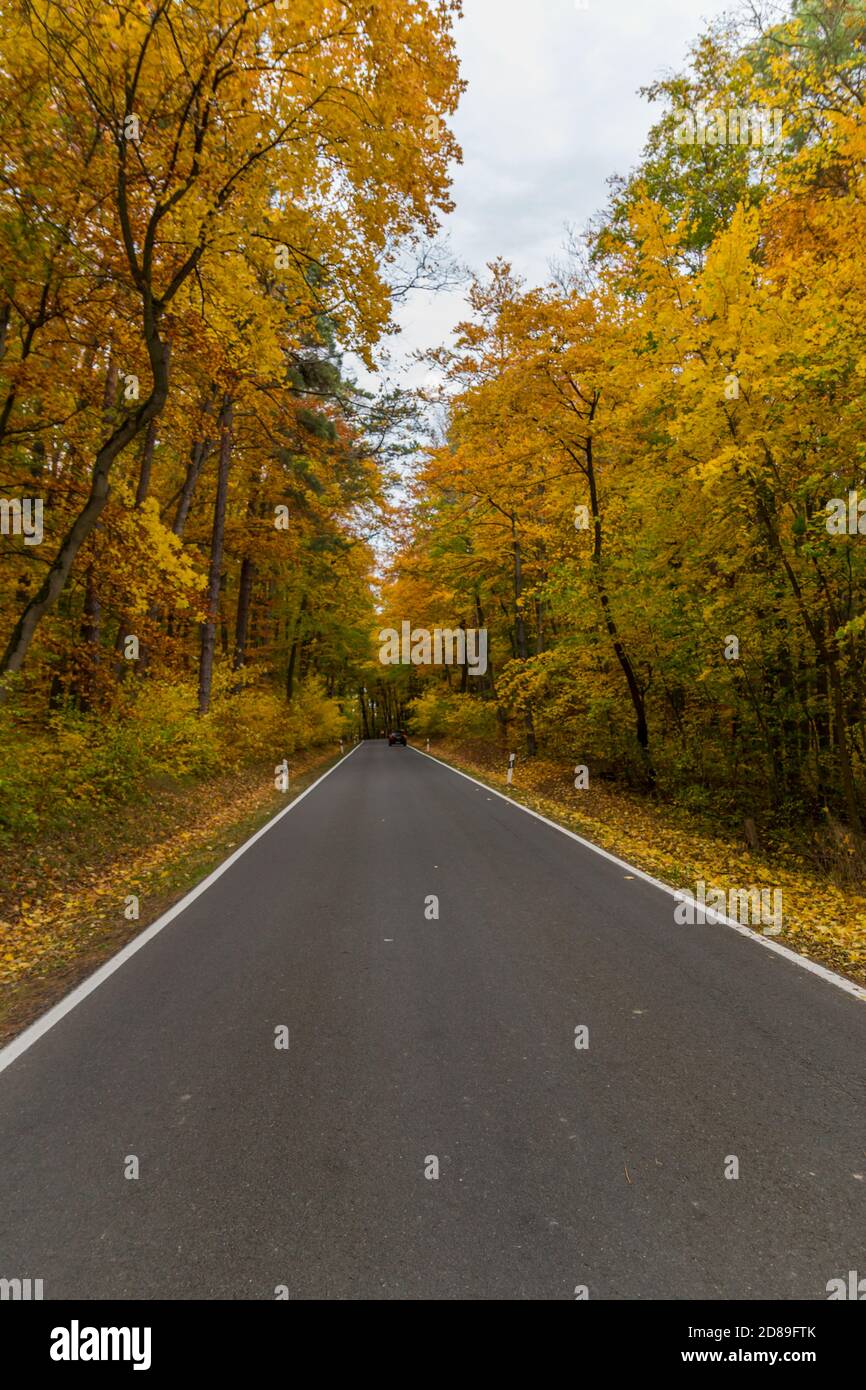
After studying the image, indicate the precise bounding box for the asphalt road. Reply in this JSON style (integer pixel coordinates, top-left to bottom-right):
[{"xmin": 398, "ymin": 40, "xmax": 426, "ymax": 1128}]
[{"xmin": 1, "ymin": 741, "xmax": 864, "ymax": 1300}]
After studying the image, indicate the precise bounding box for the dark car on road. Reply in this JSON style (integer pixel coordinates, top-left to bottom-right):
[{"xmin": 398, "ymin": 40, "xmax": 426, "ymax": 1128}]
[{"xmin": 388, "ymin": 730, "xmax": 407, "ymax": 746}]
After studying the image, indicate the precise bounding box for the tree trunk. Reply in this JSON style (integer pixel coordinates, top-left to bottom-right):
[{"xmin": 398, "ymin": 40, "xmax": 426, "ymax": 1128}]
[
  {"xmin": 197, "ymin": 398, "xmax": 233, "ymax": 716},
  {"xmin": 173, "ymin": 435, "xmax": 213, "ymax": 538},
  {"xmin": 78, "ymin": 566, "xmax": 101, "ymax": 711},
  {"xmin": 513, "ymin": 524, "xmax": 537, "ymax": 756},
  {"xmin": 286, "ymin": 594, "xmax": 308, "ymax": 701},
  {"xmin": 752, "ymin": 486, "xmax": 862, "ymax": 832},
  {"xmin": 115, "ymin": 420, "xmax": 159, "ymax": 677},
  {"xmin": 585, "ymin": 436, "xmax": 654, "ymax": 785},
  {"xmin": 233, "ymin": 555, "xmax": 256, "ymax": 670},
  {"xmin": 0, "ymin": 341, "xmax": 171, "ymax": 683},
  {"xmin": 475, "ymin": 590, "xmax": 497, "ymax": 699},
  {"xmin": 135, "ymin": 419, "xmax": 157, "ymax": 507}
]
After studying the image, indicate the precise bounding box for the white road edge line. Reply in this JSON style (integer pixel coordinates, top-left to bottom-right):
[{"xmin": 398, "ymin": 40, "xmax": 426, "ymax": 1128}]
[
  {"xmin": 0, "ymin": 741, "xmax": 364, "ymax": 1077},
  {"xmin": 409, "ymin": 744, "xmax": 866, "ymax": 1006}
]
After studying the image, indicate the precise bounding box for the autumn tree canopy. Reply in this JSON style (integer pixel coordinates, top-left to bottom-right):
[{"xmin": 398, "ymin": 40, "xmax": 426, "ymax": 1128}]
[
  {"xmin": 382, "ymin": 0, "xmax": 866, "ymax": 835},
  {"xmin": 0, "ymin": 0, "xmax": 463, "ymax": 719}
]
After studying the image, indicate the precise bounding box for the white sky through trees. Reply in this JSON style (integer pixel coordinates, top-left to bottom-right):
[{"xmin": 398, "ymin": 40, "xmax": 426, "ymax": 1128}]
[{"xmin": 355, "ymin": 0, "xmax": 736, "ymax": 390}]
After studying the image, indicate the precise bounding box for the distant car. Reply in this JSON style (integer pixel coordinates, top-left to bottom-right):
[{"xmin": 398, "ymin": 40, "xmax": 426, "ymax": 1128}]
[{"xmin": 388, "ymin": 730, "xmax": 407, "ymax": 746}]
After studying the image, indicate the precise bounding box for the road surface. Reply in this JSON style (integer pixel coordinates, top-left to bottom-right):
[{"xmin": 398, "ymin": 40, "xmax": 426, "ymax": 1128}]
[{"xmin": 0, "ymin": 741, "xmax": 864, "ymax": 1299}]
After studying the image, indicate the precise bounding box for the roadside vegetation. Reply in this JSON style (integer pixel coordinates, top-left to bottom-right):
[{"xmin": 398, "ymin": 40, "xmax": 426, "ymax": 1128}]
[{"xmin": 372, "ymin": 3, "xmax": 866, "ymax": 967}]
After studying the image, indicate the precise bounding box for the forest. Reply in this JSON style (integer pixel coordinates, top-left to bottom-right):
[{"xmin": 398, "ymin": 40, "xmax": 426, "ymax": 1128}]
[
  {"xmin": 1, "ymin": 0, "xmax": 864, "ymax": 1317},
  {"xmin": 3, "ymin": 0, "xmax": 866, "ymax": 892},
  {"xmin": 377, "ymin": 0, "xmax": 866, "ymax": 881},
  {"xmin": 0, "ymin": 0, "xmax": 462, "ymax": 839}
]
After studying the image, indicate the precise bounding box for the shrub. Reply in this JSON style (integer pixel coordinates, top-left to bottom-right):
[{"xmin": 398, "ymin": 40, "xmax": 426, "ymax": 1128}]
[
  {"xmin": 407, "ymin": 689, "xmax": 498, "ymax": 742},
  {"xmin": 0, "ymin": 674, "xmax": 348, "ymax": 845}
]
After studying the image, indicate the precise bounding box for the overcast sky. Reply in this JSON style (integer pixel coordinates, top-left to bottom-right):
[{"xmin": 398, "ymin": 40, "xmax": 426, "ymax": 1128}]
[{"xmin": 354, "ymin": 0, "xmax": 736, "ymax": 391}]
